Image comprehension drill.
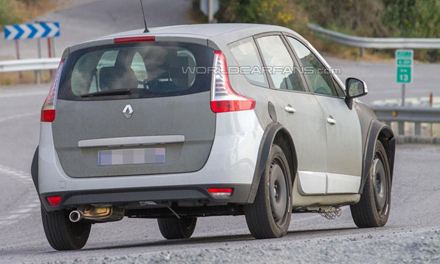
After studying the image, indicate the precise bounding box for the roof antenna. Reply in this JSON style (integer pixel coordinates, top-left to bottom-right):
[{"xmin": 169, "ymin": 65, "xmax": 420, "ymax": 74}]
[{"xmin": 140, "ymin": 0, "xmax": 149, "ymax": 33}]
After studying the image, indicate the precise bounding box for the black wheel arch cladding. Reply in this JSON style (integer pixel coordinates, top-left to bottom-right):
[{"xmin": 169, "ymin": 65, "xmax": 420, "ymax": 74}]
[
  {"xmin": 360, "ymin": 120, "xmax": 395, "ymax": 194},
  {"xmin": 247, "ymin": 123, "xmax": 297, "ymax": 204},
  {"xmin": 31, "ymin": 146, "xmax": 39, "ymax": 193}
]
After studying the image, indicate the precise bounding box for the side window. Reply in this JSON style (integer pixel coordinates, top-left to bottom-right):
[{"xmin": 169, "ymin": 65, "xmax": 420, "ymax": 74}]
[
  {"xmin": 131, "ymin": 52, "xmax": 148, "ymax": 88},
  {"xmin": 287, "ymin": 37, "xmax": 338, "ymax": 97},
  {"xmin": 256, "ymin": 35, "xmax": 305, "ymax": 91},
  {"xmin": 229, "ymin": 37, "xmax": 268, "ymax": 87}
]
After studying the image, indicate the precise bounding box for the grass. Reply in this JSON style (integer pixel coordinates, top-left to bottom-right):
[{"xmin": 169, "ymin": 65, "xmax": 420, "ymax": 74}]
[
  {"xmin": 0, "ymin": 71, "xmax": 53, "ymax": 86},
  {"xmin": 8, "ymin": 0, "xmax": 59, "ymax": 24}
]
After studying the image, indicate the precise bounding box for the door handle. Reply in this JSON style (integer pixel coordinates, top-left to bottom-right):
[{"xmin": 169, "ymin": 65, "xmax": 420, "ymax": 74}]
[
  {"xmin": 284, "ymin": 105, "xmax": 296, "ymax": 114},
  {"xmin": 327, "ymin": 116, "xmax": 337, "ymax": 125}
]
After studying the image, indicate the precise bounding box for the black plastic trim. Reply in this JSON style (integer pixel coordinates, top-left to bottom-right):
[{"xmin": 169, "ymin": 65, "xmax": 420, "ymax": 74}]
[
  {"xmin": 31, "ymin": 146, "xmax": 39, "ymax": 193},
  {"xmin": 40, "ymin": 184, "xmax": 251, "ymax": 212},
  {"xmin": 268, "ymin": 101, "xmax": 277, "ymax": 122},
  {"xmin": 246, "ymin": 123, "xmax": 297, "ymax": 203},
  {"xmin": 359, "ymin": 120, "xmax": 395, "ymax": 193}
]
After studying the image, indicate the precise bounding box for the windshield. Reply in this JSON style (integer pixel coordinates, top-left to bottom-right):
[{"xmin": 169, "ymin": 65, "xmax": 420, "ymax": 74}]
[{"xmin": 58, "ymin": 42, "xmax": 214, "ymax": 100}]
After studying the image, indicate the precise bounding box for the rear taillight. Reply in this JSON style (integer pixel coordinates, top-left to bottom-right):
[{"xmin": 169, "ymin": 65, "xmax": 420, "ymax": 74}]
[
  {"xmin": 41, "ymin": 59, "xmax": 64, "ymax": 122},
  {"xmin": 210, "ymin": 51, "xmax": 255, "ymax": 113}
]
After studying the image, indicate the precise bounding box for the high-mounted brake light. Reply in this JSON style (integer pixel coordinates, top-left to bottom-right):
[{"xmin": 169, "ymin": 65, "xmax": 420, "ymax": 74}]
[
  {"xmin": 114, "ymin": 36, "xmax": 155, "ymax": 44},
  {"xmin": 210, "ymin": 51, "xmax": 255, "ymax": 113},
  {"xmin": 47, "ymin": 196, "xmax": 62, "ymax": 206},
  {"xmin": 208, "ymin": 188, "xmax": 233, "ymax": 199},
  {"xmin": 41, "ymin": 59, "xmax": 64, "ymax": 122}
]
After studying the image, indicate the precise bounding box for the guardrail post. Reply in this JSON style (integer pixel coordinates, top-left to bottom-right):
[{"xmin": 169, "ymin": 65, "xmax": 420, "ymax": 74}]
[
  {"xmin": 359, "ymin": 48, "xmax": 364, "ymax": 57},
  {"xmin": 414, "ymin": 122, "xmax": 421, "ymax": 136},
  {"xmin": 34, "ymin": 70, "xmax": 41, "ymax": 84},
  {"xmin": 37, "ymin": 39, "xmax": 42, "ymax": 84},
  {"xmin": 398, "ymin": 121, "xmax": 405, "ymax": 135}
]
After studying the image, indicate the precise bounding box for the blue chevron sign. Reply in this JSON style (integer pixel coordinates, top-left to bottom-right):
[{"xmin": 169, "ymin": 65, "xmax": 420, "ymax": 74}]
[{"xmin": 4, "ymin": 22, "xmax": 60, "ymax": 40}]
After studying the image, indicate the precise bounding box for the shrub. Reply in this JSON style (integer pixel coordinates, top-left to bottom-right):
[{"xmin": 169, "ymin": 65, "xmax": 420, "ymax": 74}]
[{"xmin": 0, "ymin": 0, "xmax": 19, "ymax": 28}]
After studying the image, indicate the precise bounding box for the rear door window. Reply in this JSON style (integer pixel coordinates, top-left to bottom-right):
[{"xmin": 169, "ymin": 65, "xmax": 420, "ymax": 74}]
[{"xmin": 59, "ymin": 42, "xmax": 214, "ymax": 100}]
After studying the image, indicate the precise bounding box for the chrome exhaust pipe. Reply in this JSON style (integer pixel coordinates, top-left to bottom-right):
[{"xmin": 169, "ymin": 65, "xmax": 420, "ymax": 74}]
[
  {"xmin": 68, "ymin": 206, "xmax": 124, "ymax": 223},
  {"xmin": 69, "ymin": 210, "xmax": 84, "ymax": 223}
]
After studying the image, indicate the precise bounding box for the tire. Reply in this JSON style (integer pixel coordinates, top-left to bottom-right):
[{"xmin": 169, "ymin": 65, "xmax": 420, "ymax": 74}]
[
  {"xmin": 157, "ymin": 217, "xmax": 197, "ymax": 239},
  {"xmin": 41, "ymin": 207, "xmax": 91, "ymax": 250},
  {"xmin": 351, "ymin": 141, "xmax": 391, "ymax": 228},
  {"xmin": 244, "ymin": 144, "xmax": 292, "ymax": 239}
]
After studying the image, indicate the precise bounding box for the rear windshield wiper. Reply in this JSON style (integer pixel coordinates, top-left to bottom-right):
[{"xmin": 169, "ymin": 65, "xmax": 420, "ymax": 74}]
[{"xmin": 80, "ymin": 89, "xmax": 132, "ymax": 98}]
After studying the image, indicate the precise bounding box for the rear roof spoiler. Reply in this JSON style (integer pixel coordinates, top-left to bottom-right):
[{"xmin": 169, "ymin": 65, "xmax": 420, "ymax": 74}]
[{"xmin": 67, "ymin": 34, "xmax": 214, "ymax": 54}]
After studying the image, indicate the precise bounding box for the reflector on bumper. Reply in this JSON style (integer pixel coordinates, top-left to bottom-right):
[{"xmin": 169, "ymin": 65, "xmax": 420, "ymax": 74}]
[{"xmin": 207, "ymin": 188, "xmax": 233, "ymax": 199}]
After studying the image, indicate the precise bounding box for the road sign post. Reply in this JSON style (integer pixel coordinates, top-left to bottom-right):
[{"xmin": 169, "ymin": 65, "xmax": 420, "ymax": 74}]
[
  {"xmin": 396, "ymin": 49, "xmax": 413, "ymax": 106},
  {"xmin": 36, "ymin": 39, "xmax": 42, "ymax": 84},
  {"xmin": 200, "ymin": 0, "xmax": 219, "ymax": 23},
  {"xmin": 14, "ymin": 40, "xmax": 22, "ymax": 82}
]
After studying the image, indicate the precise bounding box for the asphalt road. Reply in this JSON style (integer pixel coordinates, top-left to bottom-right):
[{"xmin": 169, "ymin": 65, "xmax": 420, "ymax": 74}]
[{"xmin": 1, "ymin": 1, "xmax": 440, "ymax": 263}]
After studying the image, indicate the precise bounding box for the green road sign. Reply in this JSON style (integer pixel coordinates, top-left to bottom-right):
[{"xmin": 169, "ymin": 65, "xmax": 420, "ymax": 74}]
[{"xmin": 396, "ymin": 49, "xmax": 413, "ymax": 84}]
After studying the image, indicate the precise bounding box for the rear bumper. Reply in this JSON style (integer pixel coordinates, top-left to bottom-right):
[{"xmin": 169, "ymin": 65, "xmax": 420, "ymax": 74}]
[
  {"xmin": 40, "ymin": 184, "xmax": 251, "ymax": 212},
  {"xmin": 38, "ymin": 110, "xmax": 264, "ymax": 212}
]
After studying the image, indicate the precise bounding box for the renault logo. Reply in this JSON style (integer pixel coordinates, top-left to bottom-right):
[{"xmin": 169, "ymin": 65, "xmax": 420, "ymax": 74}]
[{"xmin": 123, "ymin": 104, "xmax": 133, "ymax": 119}]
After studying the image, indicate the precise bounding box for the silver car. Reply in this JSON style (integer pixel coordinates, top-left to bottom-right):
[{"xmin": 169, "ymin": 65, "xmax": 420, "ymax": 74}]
[{"xmin": 32, "ymin": 23, "xmax": 395, "ymax": 250}]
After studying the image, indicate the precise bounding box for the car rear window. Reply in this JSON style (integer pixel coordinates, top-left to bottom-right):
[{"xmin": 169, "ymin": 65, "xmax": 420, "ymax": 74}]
[{"xmin": 58, "ymin": 42, "xmax": 214, "ymax": 100}]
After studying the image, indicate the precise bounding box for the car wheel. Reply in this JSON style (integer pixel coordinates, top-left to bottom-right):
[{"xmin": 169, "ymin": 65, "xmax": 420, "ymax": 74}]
[
  {"xmin": 41, "ymin": 207, "xmax": 91, "ymax": 250},
  {"xmin": 157, "ymin": 217, "xmax": 197, "ymax": 239},
  {"xmin": 244, "ymin": 144, "xmax": 292, "ymax": 239},
  {"xmin": 350, "ymin": 141, "xmax": 391, "ymax": 227}
]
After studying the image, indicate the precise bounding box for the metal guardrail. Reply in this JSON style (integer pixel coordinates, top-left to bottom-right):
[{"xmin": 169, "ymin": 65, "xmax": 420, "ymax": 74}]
[
  {"xmin": 308, "ymin": 24, "xmax": 440, "ymax": 51},
  {"xmin": 373, "ymin": 106, "xmax": 440, "ymax": 136},
  {"xmin": 0, "ymin": 58, "xmax": 60, "ymax": 73}
]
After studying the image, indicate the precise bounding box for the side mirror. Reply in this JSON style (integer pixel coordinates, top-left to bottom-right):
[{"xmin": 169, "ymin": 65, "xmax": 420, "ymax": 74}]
[
  {"xmin": 345, "ymin": 77, "xmax": 368, "ymax": 109},
  {"xmin": 346, "ymin": 77, "xmax": 368, "ymax": 98}
]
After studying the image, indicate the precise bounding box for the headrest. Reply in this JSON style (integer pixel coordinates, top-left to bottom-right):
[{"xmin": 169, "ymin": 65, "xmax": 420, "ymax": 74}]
[{"xmin": 99, "ymin": 67, "xmax": 138, "ymax": 91}]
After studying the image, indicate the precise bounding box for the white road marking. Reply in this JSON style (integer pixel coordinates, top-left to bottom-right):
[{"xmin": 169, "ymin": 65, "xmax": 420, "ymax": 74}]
[
  {"xmin": 0, "ymin": 112, "xmax": 39, "ymax": 123},
  {"xmin": 14, "ymin": 208, "xmax": 32, "ymax": 213},
  {"xmin": 0, "ymin": 220, "xmax": 18, "ymax": 226},
  {"xmin": 0, "ymin": 164, "xmax": 39, "ymax": 227},
  {"xmin": 23, "ymin": 203, "xmax": 40, "ymax": 208},
  {"xmin": 5, "ymin": 215, "xmax": 21, "ymax": 220},
  {"xmin": 0, "ymin": 91, "xmax": 47, "ymax": 99}
]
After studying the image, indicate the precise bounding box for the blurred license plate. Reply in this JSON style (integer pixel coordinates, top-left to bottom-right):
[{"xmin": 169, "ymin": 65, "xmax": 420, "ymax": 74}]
[{"xmin": 98, "ymin": 148, "xmax": 165, "ymax": 166}]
